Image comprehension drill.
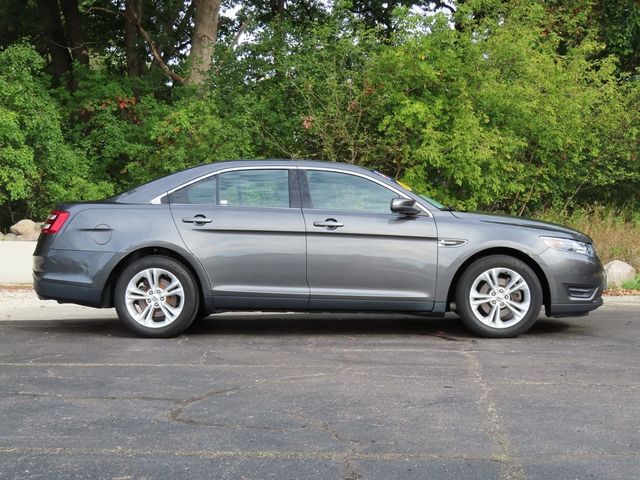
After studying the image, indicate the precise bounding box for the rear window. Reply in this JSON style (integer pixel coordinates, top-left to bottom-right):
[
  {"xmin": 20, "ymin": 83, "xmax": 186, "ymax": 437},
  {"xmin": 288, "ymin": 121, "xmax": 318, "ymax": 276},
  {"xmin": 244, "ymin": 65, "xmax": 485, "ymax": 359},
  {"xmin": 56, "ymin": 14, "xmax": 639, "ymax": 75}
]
[{"xmin": 169, "ymin": 169, "xmax": 290, "ymax": 208}]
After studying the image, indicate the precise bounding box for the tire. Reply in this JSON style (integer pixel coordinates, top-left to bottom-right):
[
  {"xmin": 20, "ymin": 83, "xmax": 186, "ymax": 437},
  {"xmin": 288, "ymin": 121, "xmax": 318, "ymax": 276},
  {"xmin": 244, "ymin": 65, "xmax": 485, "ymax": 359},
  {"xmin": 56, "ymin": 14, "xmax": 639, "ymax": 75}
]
[
  {"xmin": 455, "ymin": 255, "xmax": 542, "ymax": 338},
  {"xmin": 114, "ymin": 256, "xmax": 199, "ymax": 338}
]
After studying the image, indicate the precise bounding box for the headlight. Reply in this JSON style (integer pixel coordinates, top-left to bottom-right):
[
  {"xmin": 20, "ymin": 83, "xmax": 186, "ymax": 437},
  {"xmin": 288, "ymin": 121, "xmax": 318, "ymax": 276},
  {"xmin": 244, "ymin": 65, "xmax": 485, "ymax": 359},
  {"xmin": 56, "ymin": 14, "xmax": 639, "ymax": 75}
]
[{"xmin": 540, "ymin": 236, "xmax": 594, "ymax": 256}]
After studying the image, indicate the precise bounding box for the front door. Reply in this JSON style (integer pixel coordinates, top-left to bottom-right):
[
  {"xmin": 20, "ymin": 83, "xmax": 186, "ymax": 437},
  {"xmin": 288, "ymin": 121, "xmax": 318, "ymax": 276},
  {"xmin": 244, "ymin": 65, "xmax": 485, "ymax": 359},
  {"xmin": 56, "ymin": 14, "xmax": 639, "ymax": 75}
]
[
  {"xmin": 302, "ymin": 169, "xmax": 438, "ymax": 312},
  {"xmin": 170, "ymin": 167, "xmax": 308, "ymax": 310}
]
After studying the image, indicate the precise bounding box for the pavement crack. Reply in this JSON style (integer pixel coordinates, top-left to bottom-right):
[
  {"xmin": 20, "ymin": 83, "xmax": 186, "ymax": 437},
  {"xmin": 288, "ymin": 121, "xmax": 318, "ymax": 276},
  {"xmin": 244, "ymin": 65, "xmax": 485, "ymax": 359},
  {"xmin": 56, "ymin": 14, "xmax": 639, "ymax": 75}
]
[
  {"xmin": 9, "ymin": 391, "xmax": 182, "ymax": 403},
  {"xmin": 420, "ymin": 332, "xmax": 469, "ymax": 342},
  {"xmin": 294, "ymin": 416, "xmax": 368, "ymax": 480},
  {"xmin": 462, "ymin": 346, "xmax": 525, "ymax": 480},
  {"xmin": 27, "ymin": 353, "xmax": 64, "ymax": 364},
  {"xmin": 167, "ymin": 386, "xmax": 294, "ymax": 431},
  {"xmin": 168, "ymin": 387, "xmax": 243, "ymax": 426}
]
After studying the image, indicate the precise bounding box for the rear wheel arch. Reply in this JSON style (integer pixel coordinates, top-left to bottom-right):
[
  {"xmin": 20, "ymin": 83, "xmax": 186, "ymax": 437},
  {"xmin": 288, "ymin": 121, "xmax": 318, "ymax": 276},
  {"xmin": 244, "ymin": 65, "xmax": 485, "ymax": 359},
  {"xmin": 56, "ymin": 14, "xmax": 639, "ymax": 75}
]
[
  {"xmin": 101, "ymin": 246, "xmax": 209, "ymax": 312},
  {"xmin": 446, "ymin": 247, "xmax": 550, "ymax": 314}
]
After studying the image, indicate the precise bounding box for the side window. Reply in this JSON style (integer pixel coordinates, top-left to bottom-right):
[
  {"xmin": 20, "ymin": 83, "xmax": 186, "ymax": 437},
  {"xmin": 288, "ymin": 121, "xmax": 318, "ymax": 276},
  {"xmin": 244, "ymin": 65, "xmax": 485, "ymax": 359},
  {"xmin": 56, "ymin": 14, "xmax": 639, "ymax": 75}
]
[
  {"xmin": 306, "ymin": 170, "xmax": 397, "ymax": 214},
  {"xmin": 170, "ymin": 169, "xmax": 290, "ymax": 207},
  {"xmin": 169, "ymin": 177, "xmax": 217, "ymax": 204},
  {"xmin": 219, "ymin": 170, "xmax": 289, "ymax": 207}
]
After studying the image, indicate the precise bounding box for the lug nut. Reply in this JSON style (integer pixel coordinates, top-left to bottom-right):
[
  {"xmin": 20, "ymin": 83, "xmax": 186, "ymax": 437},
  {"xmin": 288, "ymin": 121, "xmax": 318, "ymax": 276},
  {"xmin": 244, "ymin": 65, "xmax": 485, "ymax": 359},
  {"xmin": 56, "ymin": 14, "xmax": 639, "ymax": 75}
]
[
  {"xmin": 491, "ymin": 292, "xmax": 496, "ymax": 296},
  {"xmin": 492, "ymin": 300, "xmax": 496, "ymax": 304},
  {"xmin": 157, "ymin": 290, "xmax": 161, "ymax": 293},
  {"xmin": 160, "ymin": 297, "xmax": 165, "ymax": 301},
  {"xmin": 146, "ymin": 299, "xmax": 151, "ymax": 304},
  {"xmin": 500, "ymin": 302, "xmax": 504, "ymax": 306},
  {"xmin": 154, "ymin": 303, "xmax": 159, "ymax": 307}
]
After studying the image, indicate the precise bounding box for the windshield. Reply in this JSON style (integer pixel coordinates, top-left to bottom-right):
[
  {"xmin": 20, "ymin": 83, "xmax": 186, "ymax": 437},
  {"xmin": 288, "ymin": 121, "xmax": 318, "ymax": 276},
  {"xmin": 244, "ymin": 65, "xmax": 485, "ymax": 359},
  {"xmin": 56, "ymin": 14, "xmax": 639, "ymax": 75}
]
[
  {"xmin": 370, "ymin": 170, "xmax": 447, "ymax": 210},
  {"xmin": 417, "ymin": 194, "xmax": 446, "ymax": 210}
]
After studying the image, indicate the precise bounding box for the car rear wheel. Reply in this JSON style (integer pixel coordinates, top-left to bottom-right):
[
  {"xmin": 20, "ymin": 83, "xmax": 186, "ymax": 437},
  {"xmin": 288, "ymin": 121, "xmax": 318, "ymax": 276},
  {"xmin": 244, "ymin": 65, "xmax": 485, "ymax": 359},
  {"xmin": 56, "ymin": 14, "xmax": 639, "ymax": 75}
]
[
  {"xmin": 455, "ymin": 255, "xmax": 542, "ymax": 337},
  {"xmin": 114, "ymin": 256, "xmax": 199, "ymax": 338}
]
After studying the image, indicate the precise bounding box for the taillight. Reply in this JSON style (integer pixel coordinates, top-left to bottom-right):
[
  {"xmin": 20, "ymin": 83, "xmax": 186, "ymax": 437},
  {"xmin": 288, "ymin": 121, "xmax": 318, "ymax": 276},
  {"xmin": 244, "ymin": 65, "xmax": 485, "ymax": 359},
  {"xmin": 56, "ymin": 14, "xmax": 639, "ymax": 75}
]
[{"xmin": 42, "ymin": 210, "xmax": 70, "ymax": 234}]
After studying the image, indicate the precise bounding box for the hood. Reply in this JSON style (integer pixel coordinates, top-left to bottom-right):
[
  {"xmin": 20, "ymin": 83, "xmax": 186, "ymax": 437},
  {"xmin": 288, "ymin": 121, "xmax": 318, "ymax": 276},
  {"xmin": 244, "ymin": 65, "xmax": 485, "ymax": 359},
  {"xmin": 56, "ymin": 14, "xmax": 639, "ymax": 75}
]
[{"xmin": 450, "ymin": 211, "xmax": 592, "ymax": 243}]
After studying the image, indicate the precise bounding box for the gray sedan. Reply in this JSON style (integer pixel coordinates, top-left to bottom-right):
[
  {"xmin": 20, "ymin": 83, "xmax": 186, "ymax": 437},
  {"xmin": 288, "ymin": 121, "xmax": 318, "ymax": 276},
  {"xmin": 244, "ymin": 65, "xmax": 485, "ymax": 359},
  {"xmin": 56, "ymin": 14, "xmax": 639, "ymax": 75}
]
[{"xmin": 33, "ymin": 160, "xmax": 604, "ymax": 338}]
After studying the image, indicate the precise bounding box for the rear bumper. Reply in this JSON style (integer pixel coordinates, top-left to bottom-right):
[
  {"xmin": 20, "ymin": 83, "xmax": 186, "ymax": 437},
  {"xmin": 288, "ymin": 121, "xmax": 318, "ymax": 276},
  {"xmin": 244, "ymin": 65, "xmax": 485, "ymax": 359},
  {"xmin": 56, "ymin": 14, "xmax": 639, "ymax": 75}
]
[
  {"xmin": 33, "ymin": 276, "xmax": 103, "ymax": 308},
  {"xmin": 33, "ymin": 248, "xmax": 125, "ymax": 308}
]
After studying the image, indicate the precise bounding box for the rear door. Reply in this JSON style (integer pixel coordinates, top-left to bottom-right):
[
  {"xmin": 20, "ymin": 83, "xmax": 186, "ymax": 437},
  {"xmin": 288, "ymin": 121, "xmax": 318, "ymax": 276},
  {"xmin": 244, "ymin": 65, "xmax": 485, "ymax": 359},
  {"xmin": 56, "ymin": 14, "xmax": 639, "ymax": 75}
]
[
  {"xmin": 301, "ymin": 168, "xmax": 438, "ymax": 312},
  {"xmin": 169, "ymin": 167, "xmax": 308, "ymax": 310}
]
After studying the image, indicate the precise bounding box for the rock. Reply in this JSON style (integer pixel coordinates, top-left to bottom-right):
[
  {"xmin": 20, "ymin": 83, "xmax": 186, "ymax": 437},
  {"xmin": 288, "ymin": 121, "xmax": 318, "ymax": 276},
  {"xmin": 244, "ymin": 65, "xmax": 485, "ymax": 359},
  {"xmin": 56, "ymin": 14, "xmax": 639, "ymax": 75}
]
[
  {"xmin": 9, "ymin": 219, "xmax": 40, "ymax": 240},
  {"xmin": 10, "ymin": 219, "xmax": 38, "ymax": 236},
  {"xmin": 604, "ymin": 260, "xmax": 636, "ymax": 289}
]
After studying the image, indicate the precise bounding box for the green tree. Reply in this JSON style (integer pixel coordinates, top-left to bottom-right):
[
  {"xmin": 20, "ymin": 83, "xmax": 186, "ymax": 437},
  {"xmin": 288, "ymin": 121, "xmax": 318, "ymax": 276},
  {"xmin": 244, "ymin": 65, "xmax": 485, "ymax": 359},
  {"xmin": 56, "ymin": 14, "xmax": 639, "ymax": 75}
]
[{"xmin": 0, "ymin": 44, "xmax": 113, "ymax": 225}]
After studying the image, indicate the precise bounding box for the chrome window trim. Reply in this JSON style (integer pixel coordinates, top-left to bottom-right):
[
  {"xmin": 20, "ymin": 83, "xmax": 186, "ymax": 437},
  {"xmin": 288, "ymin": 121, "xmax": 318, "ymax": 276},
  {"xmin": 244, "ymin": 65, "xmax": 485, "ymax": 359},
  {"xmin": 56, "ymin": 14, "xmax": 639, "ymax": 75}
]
[
  {"xmin": 151, "ymin": 164, "xmax": 433, "ymax": 217},
  {"xmin": 300, "ymin": 166, "xmax": 433, "ymax": 217},
  {"xmin": 150, "ymin": 165, "xmax": 293, "ymax": 205}
]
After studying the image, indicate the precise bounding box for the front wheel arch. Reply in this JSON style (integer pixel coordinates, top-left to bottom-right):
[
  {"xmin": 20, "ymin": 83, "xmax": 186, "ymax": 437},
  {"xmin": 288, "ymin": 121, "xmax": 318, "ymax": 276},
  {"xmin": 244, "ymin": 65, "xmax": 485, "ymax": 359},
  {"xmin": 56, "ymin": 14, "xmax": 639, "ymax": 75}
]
[{"xmin": 446, "ymin": 247, "xmax": 550, "ymax": 314}]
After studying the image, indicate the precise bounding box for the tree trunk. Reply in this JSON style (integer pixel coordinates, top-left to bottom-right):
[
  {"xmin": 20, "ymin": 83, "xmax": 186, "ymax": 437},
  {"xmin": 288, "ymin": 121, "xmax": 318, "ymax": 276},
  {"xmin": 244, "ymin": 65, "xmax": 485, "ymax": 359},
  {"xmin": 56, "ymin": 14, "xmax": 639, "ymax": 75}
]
[
  {"xmin": 270, "ymin": 0, "xmax": 285, "ymax": 17},
  {"xmin": 124, "ymin": 0, "xmax": 143, "ymax": 77},
  {"xmin": 187, "ymin": 0, "xmax": 221, "ymax": 86},
  {"xmin": 36, "ymin": 0, "xmax": 73, "ymax": 85},
  {"xmin": 59, "ymin": 0, "xmax": 89, "ymax": 66}
]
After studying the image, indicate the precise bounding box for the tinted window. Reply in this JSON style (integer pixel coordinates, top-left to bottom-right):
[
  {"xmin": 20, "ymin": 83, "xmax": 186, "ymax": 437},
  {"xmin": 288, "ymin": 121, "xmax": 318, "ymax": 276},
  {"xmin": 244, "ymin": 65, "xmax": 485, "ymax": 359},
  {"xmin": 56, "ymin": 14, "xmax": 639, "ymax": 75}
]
[
  {"xmin": 170, "ymin": 169, "xmax": 290, "ymax": 207},
  {"xmin": 219, "ymin": 170, "xmax": 289, "ymax": 207},
  {"xmin": 170, "ymin": 177, "xmax": 217, "ymax": 204},
  {"xmin": 306, "ymin": 170, "xmax": 396, "ymax": 214}
]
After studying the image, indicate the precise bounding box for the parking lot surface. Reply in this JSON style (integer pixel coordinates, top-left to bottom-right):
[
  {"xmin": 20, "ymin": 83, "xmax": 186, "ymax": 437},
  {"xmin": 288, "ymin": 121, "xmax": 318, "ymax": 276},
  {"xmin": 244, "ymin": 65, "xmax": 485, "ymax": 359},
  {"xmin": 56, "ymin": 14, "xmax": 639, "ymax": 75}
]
[{"xmin": 0, "ymin": 290, "xmax": 638, "ymax": 480}]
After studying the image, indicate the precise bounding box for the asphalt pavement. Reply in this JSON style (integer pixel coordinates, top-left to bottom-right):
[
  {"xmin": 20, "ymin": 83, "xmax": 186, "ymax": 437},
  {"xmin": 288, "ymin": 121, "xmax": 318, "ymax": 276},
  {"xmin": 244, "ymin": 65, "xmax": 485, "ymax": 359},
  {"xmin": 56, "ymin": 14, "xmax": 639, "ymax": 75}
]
[{"xmin": 0, "ymin": 290, "xmax": 638, "ymax": 480}]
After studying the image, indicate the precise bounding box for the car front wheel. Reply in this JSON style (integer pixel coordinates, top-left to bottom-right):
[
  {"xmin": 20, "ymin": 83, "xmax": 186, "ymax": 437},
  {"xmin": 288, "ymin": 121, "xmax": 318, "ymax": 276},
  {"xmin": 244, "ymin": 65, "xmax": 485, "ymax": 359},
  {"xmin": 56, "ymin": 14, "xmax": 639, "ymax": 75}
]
[
  {"xmin": 114, "ymin": 256, "xmax": 199, "ymax": 338},
  {"xmin": 455, "ymin": 255, "xmax": 542, "ymax": 338}
]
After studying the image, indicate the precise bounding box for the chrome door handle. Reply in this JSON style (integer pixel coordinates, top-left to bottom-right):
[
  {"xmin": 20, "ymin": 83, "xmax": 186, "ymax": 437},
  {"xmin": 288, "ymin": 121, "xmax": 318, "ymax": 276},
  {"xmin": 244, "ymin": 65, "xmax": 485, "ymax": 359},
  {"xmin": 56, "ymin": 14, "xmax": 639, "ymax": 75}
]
[
  {"xmin": 182, "ymin": 216, "xmax": 212, "ymax": 224},
  {"xmin": 313, "ymin": 218, "xmax": 344, "ymax": 230}
]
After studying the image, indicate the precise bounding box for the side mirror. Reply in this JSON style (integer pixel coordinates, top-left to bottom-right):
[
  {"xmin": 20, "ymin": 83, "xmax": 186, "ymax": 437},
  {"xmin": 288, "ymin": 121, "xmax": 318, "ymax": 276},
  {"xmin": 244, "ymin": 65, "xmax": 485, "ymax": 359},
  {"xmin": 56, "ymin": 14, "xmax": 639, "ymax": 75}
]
[{"xmin": 390, "ymin": 197, "xmax": 421, "ymax": 216}]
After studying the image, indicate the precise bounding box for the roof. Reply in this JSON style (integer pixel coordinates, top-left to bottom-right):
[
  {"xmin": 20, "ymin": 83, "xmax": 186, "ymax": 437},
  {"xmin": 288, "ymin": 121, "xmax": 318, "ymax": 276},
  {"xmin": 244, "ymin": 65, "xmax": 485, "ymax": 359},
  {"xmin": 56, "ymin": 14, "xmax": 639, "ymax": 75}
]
[{"xmin": 111, "ymin": 159, "xmax": 373, "ymax": 204}]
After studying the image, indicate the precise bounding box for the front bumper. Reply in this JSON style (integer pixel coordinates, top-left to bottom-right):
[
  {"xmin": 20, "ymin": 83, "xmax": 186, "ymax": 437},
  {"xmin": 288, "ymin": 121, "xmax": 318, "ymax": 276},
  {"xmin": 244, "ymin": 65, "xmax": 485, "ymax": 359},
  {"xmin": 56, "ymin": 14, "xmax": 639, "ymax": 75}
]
[
  {"xmin": 540, "ymin": 248, "xmax": 605, "ymax": 317},
  {"xmin": 548, "ymin": 297, "xmax": 603, "ymax": 317}
]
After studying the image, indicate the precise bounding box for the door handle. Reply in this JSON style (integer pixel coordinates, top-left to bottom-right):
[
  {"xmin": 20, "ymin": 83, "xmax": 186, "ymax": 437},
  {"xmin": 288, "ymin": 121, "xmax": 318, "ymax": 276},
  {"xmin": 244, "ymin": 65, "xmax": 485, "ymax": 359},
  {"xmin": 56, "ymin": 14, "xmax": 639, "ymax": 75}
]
[
  {"xmin": 313, "ymin": 218, "xmax": 344, "ymax": 230},
  {"xmin": 182, "ymin": 215, "xmax": 212, "ymax": 225}
]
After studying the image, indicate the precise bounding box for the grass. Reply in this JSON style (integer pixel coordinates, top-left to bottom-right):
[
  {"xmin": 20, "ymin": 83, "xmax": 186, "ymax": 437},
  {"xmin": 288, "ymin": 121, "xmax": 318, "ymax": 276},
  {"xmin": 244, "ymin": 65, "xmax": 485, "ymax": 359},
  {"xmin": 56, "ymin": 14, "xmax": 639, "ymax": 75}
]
[
  {"xmin": 622, "ymin": 275, "xmax": 640, "ymax": 290},
  {"xmin": 536, "ymin": 205, "xmax": 640, "ymax": 271}
]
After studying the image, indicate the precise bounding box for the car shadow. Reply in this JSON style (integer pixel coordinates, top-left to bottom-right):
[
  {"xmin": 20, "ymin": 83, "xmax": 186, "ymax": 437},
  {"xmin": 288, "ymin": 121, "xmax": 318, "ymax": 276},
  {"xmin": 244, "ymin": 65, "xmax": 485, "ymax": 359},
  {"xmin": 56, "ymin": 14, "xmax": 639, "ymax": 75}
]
[
  {"xmin": 191, "ymin": 313, "xmax": 476, "ymax": 339},
  {"xmin": 9, "ymin": 313, "xmax": 574, "ymax": 339},
  {"xmin": 190, "ymin": 313, "xmax": 574, "ymax": 338}
]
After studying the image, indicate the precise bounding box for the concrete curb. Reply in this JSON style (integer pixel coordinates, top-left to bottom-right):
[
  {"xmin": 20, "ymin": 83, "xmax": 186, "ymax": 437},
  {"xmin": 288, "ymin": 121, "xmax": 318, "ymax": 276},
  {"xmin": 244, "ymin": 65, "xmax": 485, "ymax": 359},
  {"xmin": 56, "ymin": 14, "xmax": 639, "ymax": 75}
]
[
  {"xmin": 603, "ymin": 295, "xmax": 640, "ymax": 304},
  {"xmin": 0, "ymin": 241, "xmax": 36, "ymax": 284}
]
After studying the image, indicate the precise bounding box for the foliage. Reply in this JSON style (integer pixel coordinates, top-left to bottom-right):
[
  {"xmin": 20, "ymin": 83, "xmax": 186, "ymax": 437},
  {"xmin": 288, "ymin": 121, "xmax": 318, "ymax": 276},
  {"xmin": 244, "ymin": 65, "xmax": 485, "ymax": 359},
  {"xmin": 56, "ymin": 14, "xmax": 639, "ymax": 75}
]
[
  {"xmin": 538, "ymin": 205, "xmax": 640, "ymax": 270},
  {"xmin": 622, "ymin": 275, "xmax": 640, "ymax": 290},
  {"xmin": 0, "ymin": 0, "xmax": 639, "ymax": 228},
  {"xmin": 0, "ymin": 44, "xmax": 113, "ymax": 225}
]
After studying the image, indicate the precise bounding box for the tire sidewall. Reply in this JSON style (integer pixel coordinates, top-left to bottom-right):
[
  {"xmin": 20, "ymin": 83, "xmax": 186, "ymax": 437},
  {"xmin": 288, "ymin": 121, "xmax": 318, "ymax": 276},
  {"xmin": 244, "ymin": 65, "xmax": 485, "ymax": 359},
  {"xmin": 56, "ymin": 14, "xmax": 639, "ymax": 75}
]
[
  {"xmin": 114, "ymin": 256, "xmax": 199, "ymax": 338},
  {"xmin": 455, "ymin": 255, "xmax": 542, "ymax": 338}
]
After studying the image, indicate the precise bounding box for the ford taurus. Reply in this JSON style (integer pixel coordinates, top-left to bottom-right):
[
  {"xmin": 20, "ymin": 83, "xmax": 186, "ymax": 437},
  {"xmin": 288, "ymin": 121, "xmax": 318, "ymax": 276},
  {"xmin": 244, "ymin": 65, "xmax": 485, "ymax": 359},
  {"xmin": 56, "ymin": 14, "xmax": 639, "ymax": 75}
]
[{"xmin": 33, "ymin": 160, "xmax": 605, "ymax": 338}]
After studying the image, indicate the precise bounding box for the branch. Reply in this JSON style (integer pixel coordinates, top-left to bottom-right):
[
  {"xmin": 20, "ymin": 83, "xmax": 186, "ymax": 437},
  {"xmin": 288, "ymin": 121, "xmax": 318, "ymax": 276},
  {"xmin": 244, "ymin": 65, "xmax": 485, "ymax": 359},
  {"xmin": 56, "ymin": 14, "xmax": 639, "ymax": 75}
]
[
  {"xmin": 231, "ymin": 19, "xmax": 249, "ymax": 48},
  {"xmin": 85, "ymin": 5, "xmax": 184, "ymax": 84},
  {"xmin": 430, "ymin": 1, "xmax": 456, "ymax": 15},
  {"xmin": 137, "ymin": 23, "xmax": 185, "ymax": 83}
]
